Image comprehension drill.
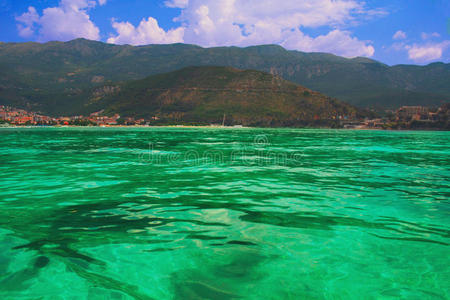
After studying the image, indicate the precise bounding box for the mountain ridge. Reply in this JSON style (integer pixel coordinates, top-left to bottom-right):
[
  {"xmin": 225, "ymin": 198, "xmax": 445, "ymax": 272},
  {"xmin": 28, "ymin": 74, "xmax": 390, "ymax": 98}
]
[
  {"xmin": 0, "ymin": 39, "xmax": 449, "ymax": 115},
  {"xmin": 2, "ymin": 38, "xmax": 448, "ymax": 67}
]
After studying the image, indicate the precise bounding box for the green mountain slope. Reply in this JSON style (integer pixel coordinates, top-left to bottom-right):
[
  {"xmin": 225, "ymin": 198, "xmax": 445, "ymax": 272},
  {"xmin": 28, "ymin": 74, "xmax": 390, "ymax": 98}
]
[
  {"xmin": 0, "ymin": 39, "xmax": 449, "ymax": 115},
  {"xmin": 87, "ymin": 66, "xmax": 362, "ymax": 127}
]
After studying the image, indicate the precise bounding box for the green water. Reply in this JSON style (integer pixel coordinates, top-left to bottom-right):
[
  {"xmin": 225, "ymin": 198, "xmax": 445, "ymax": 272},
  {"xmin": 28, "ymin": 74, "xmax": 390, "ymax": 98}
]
[{"xmin": 0, "ymin": 128, "xmax": 449, "ymax": 299}]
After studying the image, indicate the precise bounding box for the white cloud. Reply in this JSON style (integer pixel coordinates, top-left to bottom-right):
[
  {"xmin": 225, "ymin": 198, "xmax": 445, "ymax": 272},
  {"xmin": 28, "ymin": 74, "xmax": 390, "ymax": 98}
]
[
  {"xmin": 15, "ymin": 7, "xmax": 39, "ymax": 38},
  {"xmin": 15, "ymin": 0, "xmax": 105, "ymax": 41},
  {"xmin": 421, "ymin": 32, "xmax": 440, "ymax": 40},
  {"xmin": 392, "ymin": 30, "xmax": 406, "ymax": 40},
  {"xmin": 390, "ymin": 36, "xmax": 449, "ymax": 63},
  {"xmin": 107, "ymin": 17, "xmax": 184, "ymax": 45},
  {"xmin": 178, "ymin": 0, "xmax": 366, "ymax": 46},
  {"xmin": 406, "ymin": 42, "xmax": 450, "ymax": 63},
  {"xmin": 283, "ymin": 29, "xmax": 375, "ymax": 57},
  {"xmin": 38, "ymin": 7, "xmax": 100, "ymax": 41},
  {"xmin": 165, "ymin": 0, "xmax": 189, "ymax": 8},
  {"xmin": 60, "ymin": 0, "xmax": 97, "ymax": 11}
]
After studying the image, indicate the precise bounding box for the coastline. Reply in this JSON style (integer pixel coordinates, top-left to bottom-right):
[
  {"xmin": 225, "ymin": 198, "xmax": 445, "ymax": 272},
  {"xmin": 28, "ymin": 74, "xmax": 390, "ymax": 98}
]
[{"xmin": 0, "ymin": 124, "xmax": 448, "ymax": 131}]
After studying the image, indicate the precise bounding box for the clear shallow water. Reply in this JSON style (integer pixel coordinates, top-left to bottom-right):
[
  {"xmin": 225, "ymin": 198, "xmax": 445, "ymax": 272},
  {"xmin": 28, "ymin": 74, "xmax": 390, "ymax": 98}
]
[{"xmin": 0, "ymin": 127, "xmax": 449, "ymax": 299}]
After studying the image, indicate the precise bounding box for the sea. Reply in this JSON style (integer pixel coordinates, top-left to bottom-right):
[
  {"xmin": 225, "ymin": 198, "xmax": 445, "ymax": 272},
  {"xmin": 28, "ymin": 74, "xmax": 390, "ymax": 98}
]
[{"xmin": 0, "ymin": 127, "xmax": 448, "ymax": 299}]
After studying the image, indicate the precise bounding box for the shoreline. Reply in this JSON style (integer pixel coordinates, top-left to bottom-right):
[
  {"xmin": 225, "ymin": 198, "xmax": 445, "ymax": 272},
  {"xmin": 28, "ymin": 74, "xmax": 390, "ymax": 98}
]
[{"xmin": 0, "ymin": 125, "xmax": 448, "ymax": 131}]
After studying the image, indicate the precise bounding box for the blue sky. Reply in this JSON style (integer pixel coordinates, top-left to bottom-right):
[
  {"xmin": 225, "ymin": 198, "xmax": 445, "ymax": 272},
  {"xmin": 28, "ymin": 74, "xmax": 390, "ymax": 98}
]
[{"xmin": 1, "ymin": 0, "xmax": 449, "ymax": 65}]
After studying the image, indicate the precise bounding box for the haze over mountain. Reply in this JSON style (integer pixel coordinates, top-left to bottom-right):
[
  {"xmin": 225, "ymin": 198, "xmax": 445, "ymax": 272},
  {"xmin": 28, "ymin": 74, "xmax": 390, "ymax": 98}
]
[{"xmin": 0, "ymin": 39, "xmax": 449, "ymax": 116}]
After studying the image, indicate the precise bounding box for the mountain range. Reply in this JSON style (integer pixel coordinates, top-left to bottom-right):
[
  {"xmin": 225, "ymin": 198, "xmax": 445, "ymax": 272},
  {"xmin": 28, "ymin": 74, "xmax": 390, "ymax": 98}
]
[{"xmin": 0, "ymin": 38, "xmax": 449, "ymax": 116}]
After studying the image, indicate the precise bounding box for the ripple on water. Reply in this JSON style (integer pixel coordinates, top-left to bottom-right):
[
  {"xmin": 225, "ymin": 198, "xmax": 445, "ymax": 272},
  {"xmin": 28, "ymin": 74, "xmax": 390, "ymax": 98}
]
[{"xmin": 0, "ymin": 128, "xmax": 448, "ymax": 299}]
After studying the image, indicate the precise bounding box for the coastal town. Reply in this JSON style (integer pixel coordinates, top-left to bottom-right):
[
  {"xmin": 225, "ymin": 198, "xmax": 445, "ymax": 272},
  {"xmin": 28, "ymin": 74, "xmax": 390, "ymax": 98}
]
[
  {"xmin": 0, "ymin": 106, "xmax": 147, "ymax": 126},
  {"xmin": 342, "ymin": 104, "xmax": 449, "ymax": 130},
  {"xmin": 0, "ymin": 104, "xmax": 448, "ymax": 129}
]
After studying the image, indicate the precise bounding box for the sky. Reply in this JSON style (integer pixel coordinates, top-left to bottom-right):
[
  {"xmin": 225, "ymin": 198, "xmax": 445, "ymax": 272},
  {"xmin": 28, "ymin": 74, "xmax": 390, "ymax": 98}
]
[{"xmin": 1, "ymin": 0, "xmax": 449, "ymax": 65}]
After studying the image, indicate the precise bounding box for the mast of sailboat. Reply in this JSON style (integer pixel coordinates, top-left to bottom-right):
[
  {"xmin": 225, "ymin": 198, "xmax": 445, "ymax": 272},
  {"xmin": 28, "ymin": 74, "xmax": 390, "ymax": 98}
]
[{"xmin": 222, "ymin": 113, "xmax": 226, "ymax": 127}]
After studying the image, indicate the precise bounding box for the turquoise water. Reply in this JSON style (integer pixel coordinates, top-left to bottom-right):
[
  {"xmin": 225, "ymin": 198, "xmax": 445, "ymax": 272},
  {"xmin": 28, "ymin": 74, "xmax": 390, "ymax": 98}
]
[{"xmin": 0, "ymin": 127, "xmax": 449, "ymax": 299}]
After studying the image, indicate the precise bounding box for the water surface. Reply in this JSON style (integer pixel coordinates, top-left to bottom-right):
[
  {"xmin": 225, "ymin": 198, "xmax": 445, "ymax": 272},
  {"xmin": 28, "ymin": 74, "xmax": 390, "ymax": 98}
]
[{"xmin": 0, "ymin": 128, "xmax": 449, "ymax": 299}]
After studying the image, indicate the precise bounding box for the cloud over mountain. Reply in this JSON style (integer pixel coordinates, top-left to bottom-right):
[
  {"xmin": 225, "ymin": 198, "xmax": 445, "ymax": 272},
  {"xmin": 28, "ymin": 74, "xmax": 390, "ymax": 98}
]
[
  {"xmin": 107, "ymin": 17, "xmax": 184, "ymax": 45},
  {"xmin": 406, "ymin": 42, "xmax": 450, "ymax": 63}
]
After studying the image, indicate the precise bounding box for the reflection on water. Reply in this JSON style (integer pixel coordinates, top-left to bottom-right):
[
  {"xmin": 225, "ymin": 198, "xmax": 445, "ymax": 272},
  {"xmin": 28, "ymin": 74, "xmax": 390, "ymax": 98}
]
[{"xmin": 0, "ymin": 128, "xmax": 449, "ymax": 299}]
